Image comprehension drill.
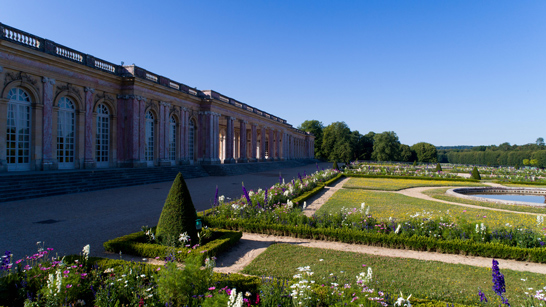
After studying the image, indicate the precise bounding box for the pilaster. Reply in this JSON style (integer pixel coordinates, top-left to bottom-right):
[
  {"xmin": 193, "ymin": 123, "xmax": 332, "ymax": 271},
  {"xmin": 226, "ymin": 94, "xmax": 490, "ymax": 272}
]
[
  {"xmin": 158, "ymin": 101, "xmax": 171, "ymax": 166},
  {"xmin": 249, "ymin": 123, "xmax": 257, "ymax": 162},
  {"xmin": 42, "ymin": 76, "xmax": 56, "ymax": 170},
  {"xmin": 83, "ymin": 87, "xmax": 96, "ymax": 169},
  {"xmin": 275, "ymin": 130, "xmax": 281, "ymax": 161}
]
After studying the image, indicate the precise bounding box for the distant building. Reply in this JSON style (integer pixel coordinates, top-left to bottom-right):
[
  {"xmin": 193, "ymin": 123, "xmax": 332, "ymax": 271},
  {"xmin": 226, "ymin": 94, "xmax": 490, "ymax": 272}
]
[{"xmin": 0, "ymin": 23, "xmax": 314, "ymax": 172}]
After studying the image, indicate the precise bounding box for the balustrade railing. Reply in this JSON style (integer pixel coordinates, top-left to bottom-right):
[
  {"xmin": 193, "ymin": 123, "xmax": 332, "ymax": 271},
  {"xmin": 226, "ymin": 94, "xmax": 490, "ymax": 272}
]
[
  {"xmin": 1, "ymin": 25, "xmax": 41, "ymax": 49},
  {"xmin": 55, "ymin": 46, "xmax": 83, "ymax": 62},
  {"xmin": 146, "ymin": 73, "xmax": 158, "ymax": 82},
  {"xmin": 169, "ymin": 82, "xmax": 180, "ymax": 90},
  {"xmin": 188, "ymin": 89, "xmax": 198, "ymax": 95},
  {"xmin": 94, "ymin": 59, "xmax": 116, "ymax": 73}
]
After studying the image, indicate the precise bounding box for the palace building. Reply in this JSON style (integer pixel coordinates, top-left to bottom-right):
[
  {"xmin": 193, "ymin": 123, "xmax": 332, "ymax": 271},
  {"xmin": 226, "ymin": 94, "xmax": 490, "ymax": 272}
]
[{"xmin": 0, "ymin": 23, "xmax": 314, "ymax": 172}]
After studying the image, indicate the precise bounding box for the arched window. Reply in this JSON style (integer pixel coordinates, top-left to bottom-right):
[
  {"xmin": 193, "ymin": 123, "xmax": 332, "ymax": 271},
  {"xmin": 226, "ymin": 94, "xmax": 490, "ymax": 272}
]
[
  {"xmin": 57, "ymin": 97, "xmax": 75, "ymax": 169},
  {"xmin": 95, "ymin": 103, "xmax": 109, "ymax": 167},
  {"xmin": 188, "ymin": 119, "xmax": 195, "ymax": 162},
  {"xmin": 145, "ymin": 111, "xmax": 154, "ymax": 165},
  {"xmin": 6, "ymin": 88, "xmax": 31, "ymax": 171},
  {"xmin": 169, "ymin": 116, "xmax": 176, "ymax": 162}
]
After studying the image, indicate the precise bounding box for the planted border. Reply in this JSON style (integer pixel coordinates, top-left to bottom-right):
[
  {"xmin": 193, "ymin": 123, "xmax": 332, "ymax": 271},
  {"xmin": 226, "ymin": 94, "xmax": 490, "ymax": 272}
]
[
  {"xmin": 292, "ymin": 173, "xmax": 343, "ymax": 205},
  {"xmin": 344, "ymin": 173, "xmax": 480, "ymax": 183},
  {"xmin": 103, "ymin": 228, "xmax": 242, "ymax": 262},
  {"xmin": 204, "ymin": 218, "xmax": 546, "ymax": 263}
]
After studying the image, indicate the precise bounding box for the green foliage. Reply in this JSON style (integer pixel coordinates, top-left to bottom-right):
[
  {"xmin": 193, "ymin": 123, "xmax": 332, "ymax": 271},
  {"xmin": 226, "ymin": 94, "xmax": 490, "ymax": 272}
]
[
  {"xmin": 399, "ymin": 144, "xmax": 416, "ymax": 162},
  {"xmin": 435, "ymin": 163, "xmax": 442, "ymax": 172},
  {"xmin": 292, "ymin": 173, "xmax": 343, "ymax": 205},
  {"xmin": 332, "ymin": 160, "xmax": 338, "ymax": 170},
  {"xmin": 523, "ymin": 159, "xmax": 530, "ymax": 166},
  {"xmin": 345, "ymin": 173, "xmax": 480, "ymax": 183},
  {"xmin": 471, "ymin": 166, "xmax": 481, "ymax": 180},
  {"xmin": 103, "ymin": 229, "xmax": 242, "ymax": 263},
  {"xmin": 298, "ymin": 120, "xmax": 324, "ymax": 159},
  {"xmin": 321, "ymin": 122, "xmax": 354, "ymax": 163},
  {"xmin": 413, "ymin": 160, "xmax": 417, "ymax": 166},
  {"xmin": 372, "ymin": 131, "xmax": 401, "ymax": 161},
  {"xmin": 411, "ymin": 142, "xmax": 438, "ymax": 163},
  {"xmin": 156, "ymin": 255, "xmax": 214, "ymax": 306},
  {"xmin": 156, "ymin": 172, "xmax": 198, "ymax": 245}
]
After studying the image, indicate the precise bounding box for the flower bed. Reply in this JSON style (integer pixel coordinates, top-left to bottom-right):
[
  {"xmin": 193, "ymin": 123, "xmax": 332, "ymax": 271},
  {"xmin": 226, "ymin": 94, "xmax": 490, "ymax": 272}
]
[
  {"xmin": 103, "ymin": 228, "xmax": 242, "ymax": 263},
  {"xmin": 343, "ymin": 177, "xmax": 484, "ymax": 191}
]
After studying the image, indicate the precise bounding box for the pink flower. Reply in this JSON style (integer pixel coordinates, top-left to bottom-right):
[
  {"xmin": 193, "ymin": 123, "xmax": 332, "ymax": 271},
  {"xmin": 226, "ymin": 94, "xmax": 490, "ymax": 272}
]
[
  {"xmin": 208, "ymin": 287, "xmax": 216, "ymax": 290},
  {"xmin": 66, "ymin": 284, "xmax": 72, "ymax": 288},
  {"xmin": 462, "ymin": 210, "xmax": 467, "ymax": 213}
]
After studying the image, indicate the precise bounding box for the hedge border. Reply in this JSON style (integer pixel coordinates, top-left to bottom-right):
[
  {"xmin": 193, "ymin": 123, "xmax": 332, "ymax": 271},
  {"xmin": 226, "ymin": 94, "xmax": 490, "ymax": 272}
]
[
  {"xmin": 494, "ymin": 180, "xmax": 546, "ymax": 186},
  {"xmin": 292, "ymin": 173, "xmax": 343, "ymax": 205},
  {"xmin": 103, "ymin": 228, "xmax": 242, "ymax": 263},
  {"xmin": 204, "ymin": 218, "xmax": 546, "ymax": 263},
  {"xmin": 344, "ymin": 174, "xmax": 480, "ymax": 183}
]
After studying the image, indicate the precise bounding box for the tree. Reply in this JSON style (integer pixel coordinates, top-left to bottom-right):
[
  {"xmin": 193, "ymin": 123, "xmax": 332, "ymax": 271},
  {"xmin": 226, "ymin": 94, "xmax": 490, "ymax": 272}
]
[
  {"xmin": 372, "ymin": 131, "xmax": 400, "ymax": 161},
  {"xmin": 156, "ymin": 173, "xmax": 198, "ymax": 245},
  {"xmin": 411, "ymin": 142, "xmax": 438, "ymax": 163},
  {"xmin": 361, "ymin": 131, "xmax": 375, "ymax": 160},
  {"xmin": 537, "ymin": 137, "xmax": 545, "ymax": 147},
  {"xmin": 399, "ymin": 144, "xmax": 416, "ymax": 162},
  {"xmin": 321, "ymin": 122, "xmax": 354, "ymax": 163},
  {"xmin": 298, "ymin": 120, "xmax": 325, "ymax": 159}
]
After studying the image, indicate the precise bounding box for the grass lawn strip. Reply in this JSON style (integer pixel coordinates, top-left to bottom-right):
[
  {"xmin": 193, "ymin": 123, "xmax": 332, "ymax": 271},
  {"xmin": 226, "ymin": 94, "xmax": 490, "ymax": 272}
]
[
  {"xmin": 318, "ymin": 189, "xmax": 545, "ymax": 232},
  {"xmin": 343, "ymin": 177, "xmax": 486, "ymax": 191},
  {"xmin": 242, "ymin": 243, "xmax": 546, "ymax": 306},
  {"xmin": 423, "ymin": 187, "xmax": 546, "ymax": 215}
]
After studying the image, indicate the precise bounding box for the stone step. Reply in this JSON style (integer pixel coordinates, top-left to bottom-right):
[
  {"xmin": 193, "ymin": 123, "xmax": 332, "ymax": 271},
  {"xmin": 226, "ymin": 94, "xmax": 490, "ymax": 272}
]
[{"xmin": 0, "ymin": 160, "xmax": 317, "ymax": 202}]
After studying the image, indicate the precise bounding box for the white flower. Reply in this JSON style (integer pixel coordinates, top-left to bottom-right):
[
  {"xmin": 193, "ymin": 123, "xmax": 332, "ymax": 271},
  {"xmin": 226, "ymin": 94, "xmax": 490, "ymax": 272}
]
[
  {"xmin": 82, "ymin": 244, "xmax": 90, "ymax": 261},
  {"xmin": 395, "ymin": 224, "xmax": 402, "ymax": 234},
  {"xmin": 303, "ymin": 201, "xmax": 307, "ymax": 209},
  {"xmin": 179, "ymin": 232, "xmax": 190, "ymax": 243}
]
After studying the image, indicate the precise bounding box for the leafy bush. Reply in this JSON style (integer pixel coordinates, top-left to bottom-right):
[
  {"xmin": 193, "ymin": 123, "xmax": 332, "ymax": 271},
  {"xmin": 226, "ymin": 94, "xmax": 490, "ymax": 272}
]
[{"xmin": 156, "ymin": 172, "xmax": 198, "ymax": 245}]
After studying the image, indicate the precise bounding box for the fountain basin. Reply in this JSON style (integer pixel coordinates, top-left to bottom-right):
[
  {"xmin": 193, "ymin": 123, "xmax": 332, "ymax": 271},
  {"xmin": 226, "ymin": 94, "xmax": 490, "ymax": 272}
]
[{"xmin": 447, "ymin": 187, "xmax": 546, "ymax": 207}]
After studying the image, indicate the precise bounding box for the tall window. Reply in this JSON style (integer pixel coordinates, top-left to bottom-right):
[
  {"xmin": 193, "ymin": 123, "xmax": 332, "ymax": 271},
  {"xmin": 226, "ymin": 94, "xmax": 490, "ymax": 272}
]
[
  {"xmin": 57, "ymin": 97, "xmax": 75, "ymax": 169},
  {"xmin": 95, "ymin": 103, "xmax": 109, "ymax": 167},
  {"xmin": 169, "ymin": 116, "xmax": 176, "ymax": 161},
  {"xmin": 188, "ymin": 119, "xmax": 195, "ymax": 161},
  {"xmin": 6, "ymin": 88, "xmax": 31, "ymax": 171},
  {"xmin": 145, "ymin": 111, "xmax": 154, "ymax": 165}
]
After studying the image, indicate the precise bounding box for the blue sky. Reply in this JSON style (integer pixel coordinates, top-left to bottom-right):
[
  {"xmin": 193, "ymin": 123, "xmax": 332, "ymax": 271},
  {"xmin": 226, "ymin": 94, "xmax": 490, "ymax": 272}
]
[{"xmin": 2, "ymin": 1, "xmax": 544, "ymax": 146}]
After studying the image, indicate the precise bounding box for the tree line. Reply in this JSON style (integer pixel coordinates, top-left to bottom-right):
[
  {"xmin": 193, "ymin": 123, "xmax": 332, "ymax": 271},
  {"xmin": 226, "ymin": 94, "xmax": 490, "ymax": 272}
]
[
  {"xmin": 298, "ymin": 120, "xmax": 438, "ymax": 163},
  {"xmin": 438, "ymin": 138, "xmax": 546, "ymax": 168}
]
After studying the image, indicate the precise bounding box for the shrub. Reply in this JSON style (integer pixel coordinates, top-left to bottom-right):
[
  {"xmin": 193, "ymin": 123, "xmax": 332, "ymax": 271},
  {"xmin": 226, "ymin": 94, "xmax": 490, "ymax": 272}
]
[
  {"xmin": 471, "ymin": 166, "xmax": 481, "ymax": 180},
  {"xmin": 155, "ymin": 172, "xmax": 198, "ymax": 245},
  {"xmin": 435, "ymin": 163, "xmax": 442, "ymax": 172},
  {"xmin": 333, "ymin": 161, "xmax": 338, "ymax": 170}
]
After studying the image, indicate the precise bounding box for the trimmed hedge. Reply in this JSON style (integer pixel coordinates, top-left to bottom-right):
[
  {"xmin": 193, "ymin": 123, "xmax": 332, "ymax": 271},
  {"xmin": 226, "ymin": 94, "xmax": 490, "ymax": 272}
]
[
  {"xmin": 103, "ymin": 229, "xmax": 242, "ymax": 263},
  {"xmin": 344, "ymin": 173, "xmax": 480, "ymax": 183},
  {"xmin": 292, "ymin": 173, "xmax": 343, "ymax": 205},
  {"xmin": 203, "ymin": 218, "xmax": 546, "ymax": 263},
  {"xmin": 494, "ymin": 180, "xmax": 546, "ymax": 186}
]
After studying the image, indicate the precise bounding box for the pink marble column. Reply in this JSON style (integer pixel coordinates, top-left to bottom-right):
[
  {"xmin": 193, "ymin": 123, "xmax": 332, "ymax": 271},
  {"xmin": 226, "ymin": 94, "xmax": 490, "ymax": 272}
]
[
  {"xmin": 41, "ymin": 77, "xmax": 55, "ymax": 170},
  {"xmin": 275, "ymin": 130, "xmax": 280, "ymax": 161},
  {"xmin": 260, "ymin": 126, "xmax": 266, "ymax": 162},
  {"xmin": 250, "ymin": 123, "xmax": 257, "ymax": 162},
  {"xmin": 83, "ymin": 87, "xmax": 95, "ymax": 168},
  {"xmin": 214, "ymin": 113, "xmax": 220, "ymax": 163},
  {"xmin": 224, "ymin": 116, "xmax": 235, "ymax": 163},
  {"xmin": 238, "ymin": 120, "xmax": 247, "ymax": 163},
  {"xmin": 268, "ymin": 128, "xmax": 274, "ymax": 161}
]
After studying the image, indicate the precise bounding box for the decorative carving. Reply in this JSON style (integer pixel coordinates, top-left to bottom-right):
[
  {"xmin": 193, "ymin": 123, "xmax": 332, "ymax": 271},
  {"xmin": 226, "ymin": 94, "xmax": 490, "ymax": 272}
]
[
  {"xmin": 5, "ymin": 71, "xmax": 38, "ymax": 86},
  {"xmin": 84, "ymin": 87, "xmax": 95, "ymax": 93},
  {"xmin": 41, "ymin": 76, "xmax": 56, "ymax": 85},
  {"xmin": 159, "ymin": 101, "xmax": 171, "ymax": 107},
  {"xmin": 95, "ymin": 92, "xmax": 115, "ymax": 103},
  {"xmin": 56, "ymin": 84, "xmax": 82, "ymax": 100}
]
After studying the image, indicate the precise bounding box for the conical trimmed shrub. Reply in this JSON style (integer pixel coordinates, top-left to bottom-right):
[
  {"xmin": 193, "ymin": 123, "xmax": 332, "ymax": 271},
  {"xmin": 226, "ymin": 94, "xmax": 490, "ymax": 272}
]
[
  {"xmin": 333, "ymin": 161, "xmax": 338, "ymax": 170},
  {"xmin": 471, "ymin": 166, "xmax": 481, "ymax": 180},
  {"xmin": 435, "ymin": 163, "xmax": 442, "ymax": 172},
  {"xmin": 156, "ymin": 173, "xmax": 197, "ymax": 245}
]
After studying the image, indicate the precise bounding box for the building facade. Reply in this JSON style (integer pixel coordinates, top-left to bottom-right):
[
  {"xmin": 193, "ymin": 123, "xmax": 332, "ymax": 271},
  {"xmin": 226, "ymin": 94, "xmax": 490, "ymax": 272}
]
[{"xmin": 0, "ymin": 23, "xmax": 314, "ymax": 172}]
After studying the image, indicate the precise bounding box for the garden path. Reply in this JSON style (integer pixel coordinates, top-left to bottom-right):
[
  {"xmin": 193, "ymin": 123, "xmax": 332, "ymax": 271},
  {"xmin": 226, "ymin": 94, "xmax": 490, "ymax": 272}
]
[{"xmin": 302, "ymin": 177, "xmax": 350, "ymax": 217}]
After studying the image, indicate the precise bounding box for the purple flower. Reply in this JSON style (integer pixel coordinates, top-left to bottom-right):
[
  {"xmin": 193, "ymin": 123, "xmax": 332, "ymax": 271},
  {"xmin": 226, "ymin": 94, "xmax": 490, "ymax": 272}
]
[
  {"xmin": 213, "ymin": 185, "xmax": 219, "ymax": 207},
  {"xmin": 478, "ymin": 289, "xmax": 488, "ymax": 302},
  {"xmin": 492, "ymin": 259, "xmax": 510, "ymax": 306},
  {"xmin": 279, "ymin": 173, "xmax": 283, "ymax": 185},
  {"xmin": 242, "ymin": 183, "xmax": 252, "ymax": 206},
  {"xmin": 298, "ymin": 173, "xmax": 303, "ymax": 184}
]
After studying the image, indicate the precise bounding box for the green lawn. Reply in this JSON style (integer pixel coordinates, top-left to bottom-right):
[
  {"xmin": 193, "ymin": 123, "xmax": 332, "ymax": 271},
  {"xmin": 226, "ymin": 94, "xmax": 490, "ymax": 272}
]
[
  {"xmin": 243, "ymin": 243, "xmax": 545, "ymax": 306},
  {"xmin": 343, "ymin": 178, "xmax": 485, "ymax": 191},
  {"xmin": 317, "ymin": 189, "xmax": 543, "ymax": 231}
]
